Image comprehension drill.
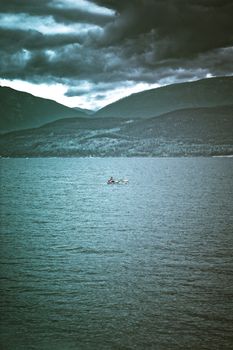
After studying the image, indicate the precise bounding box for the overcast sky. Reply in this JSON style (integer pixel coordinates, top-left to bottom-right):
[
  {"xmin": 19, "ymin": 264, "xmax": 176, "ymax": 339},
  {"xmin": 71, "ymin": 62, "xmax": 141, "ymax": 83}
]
[{"xmin": 0, "ymin": 0, "xmax": 232, "ymax": 110}]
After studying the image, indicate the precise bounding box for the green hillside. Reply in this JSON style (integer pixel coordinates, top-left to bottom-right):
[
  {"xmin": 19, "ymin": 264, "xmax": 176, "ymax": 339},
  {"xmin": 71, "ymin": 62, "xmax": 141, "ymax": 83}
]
[
  {"xmin": 1, "ymin": 105, "xmax": 232, "ymax": 157},
  {"xmin": 0, "ymin": 87, "xmax": 88, "ymax": 133},
  {"xmin": 95, "ymin": 76, "xmax": 233, "ymax": 119}
]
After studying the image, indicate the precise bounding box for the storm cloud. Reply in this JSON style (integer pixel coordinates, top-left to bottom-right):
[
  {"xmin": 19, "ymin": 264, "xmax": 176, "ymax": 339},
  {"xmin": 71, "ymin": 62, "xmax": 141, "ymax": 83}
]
[{"xmin": 0, "ymin": 0, "xmax": 232, "ymax": 109}]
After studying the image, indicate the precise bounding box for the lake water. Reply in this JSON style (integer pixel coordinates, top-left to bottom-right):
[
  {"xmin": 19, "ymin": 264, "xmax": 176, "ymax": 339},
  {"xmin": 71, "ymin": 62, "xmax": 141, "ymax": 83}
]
[{"xmin": 1, "ymin": 157, "xmax": 233, "ymax": 350}]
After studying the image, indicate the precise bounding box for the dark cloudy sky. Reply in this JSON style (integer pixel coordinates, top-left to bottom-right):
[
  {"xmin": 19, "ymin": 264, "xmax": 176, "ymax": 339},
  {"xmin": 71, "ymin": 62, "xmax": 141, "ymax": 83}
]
[{"xmin": 0, "ymin": 0, "xmax": 232, "ymax": 110}]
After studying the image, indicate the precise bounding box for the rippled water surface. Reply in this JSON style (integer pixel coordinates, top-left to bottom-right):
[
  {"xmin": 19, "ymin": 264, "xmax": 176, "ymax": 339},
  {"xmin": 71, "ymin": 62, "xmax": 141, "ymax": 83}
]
[{"xmin": 1, "ymin": 157, "xmax": 233, "ymax": 350}]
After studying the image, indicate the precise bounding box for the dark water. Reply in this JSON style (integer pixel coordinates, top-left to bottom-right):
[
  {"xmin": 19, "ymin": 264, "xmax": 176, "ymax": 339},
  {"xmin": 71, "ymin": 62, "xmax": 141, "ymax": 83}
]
[{"xmin": 1, "ymin": 157, "xmax": 233, "ymax": 350}]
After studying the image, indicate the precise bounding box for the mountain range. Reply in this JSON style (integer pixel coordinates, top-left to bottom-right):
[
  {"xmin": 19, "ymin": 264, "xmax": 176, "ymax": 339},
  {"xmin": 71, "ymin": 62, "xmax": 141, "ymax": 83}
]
[{"xmin": 0, "ymin": 76, "xmax": 233, "ymax": 157}]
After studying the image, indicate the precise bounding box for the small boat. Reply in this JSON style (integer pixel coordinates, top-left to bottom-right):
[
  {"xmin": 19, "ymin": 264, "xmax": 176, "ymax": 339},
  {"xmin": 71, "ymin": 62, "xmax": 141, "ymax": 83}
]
[{"xmin": 107, "ymin": 178, "xmax": 128, "ymax": 185}]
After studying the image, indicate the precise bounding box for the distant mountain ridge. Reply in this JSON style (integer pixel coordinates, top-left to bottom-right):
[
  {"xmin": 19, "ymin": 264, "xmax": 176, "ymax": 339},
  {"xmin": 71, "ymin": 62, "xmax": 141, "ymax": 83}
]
[
  {"xmin": 73, "ymin": 107, "xmax": 94, "ymax": 115},
  {"xmin": 95, "ymin": 76, "xmax": 233, "ymax": 119},
  {"xmin": 1, "ymin": 76, "xmax": 232, "ymax": 133},
  {"xmin": 0, "ymin": 87, "xmax": 89, "ymax": 133}
]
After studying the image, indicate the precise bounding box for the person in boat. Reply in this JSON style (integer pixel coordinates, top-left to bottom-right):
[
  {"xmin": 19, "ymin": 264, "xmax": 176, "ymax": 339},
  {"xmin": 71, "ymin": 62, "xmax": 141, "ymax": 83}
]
[{"xmin": 108, "ymin": 176, "xmax": 115, "ymax": 184}]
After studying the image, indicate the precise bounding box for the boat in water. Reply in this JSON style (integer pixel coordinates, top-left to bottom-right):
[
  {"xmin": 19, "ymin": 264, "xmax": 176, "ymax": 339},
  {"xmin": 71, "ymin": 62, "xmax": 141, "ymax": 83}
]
[{"xmin": 107, "ymin": 177, "xmax": 128, "ymax": 185}]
